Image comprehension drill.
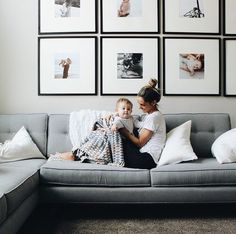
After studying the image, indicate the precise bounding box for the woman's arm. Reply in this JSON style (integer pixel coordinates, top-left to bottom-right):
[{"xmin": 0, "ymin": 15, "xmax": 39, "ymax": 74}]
[{"xmin": 119, "ymin": 127, "xmax": 153, "ymax": 148}]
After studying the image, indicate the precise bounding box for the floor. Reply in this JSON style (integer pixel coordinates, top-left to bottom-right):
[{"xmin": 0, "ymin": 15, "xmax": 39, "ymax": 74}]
[{"xmin": 18, "ymin": 203, "xmax": 236, "ymax": 234}]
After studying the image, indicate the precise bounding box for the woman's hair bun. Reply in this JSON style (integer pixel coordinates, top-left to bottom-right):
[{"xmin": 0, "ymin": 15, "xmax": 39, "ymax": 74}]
[{"xmin": 148, "ymin": 78, "xmax": 158, "ymax": 88}]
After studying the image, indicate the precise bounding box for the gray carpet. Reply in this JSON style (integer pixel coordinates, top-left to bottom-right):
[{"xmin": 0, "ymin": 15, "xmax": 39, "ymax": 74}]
[{"xmin": 18, "ymin": 204, "xmax": 236, "ymax": 234}]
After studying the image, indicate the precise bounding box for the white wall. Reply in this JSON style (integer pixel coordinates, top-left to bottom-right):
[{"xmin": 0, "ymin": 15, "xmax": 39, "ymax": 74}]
[{"xmin": 0, "ymin": 0, "xmax": 236, "ymax": 127}]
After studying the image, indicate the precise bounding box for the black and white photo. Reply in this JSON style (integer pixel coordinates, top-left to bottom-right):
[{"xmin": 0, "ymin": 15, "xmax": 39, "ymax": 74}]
[
  {"xmin": 39, "ymin": 0, "xmax": 97, "ymax": 34},
  {"xmin": 55, "ymin": 0, "xmax": 80, "ymax": 18},
  {"xmin": 179, "ymin": 0, "xmax": 205, "ymax": 18},
  {"xmin": 163, "ymin": 0, "xmax": 220, "ymax": 34},
  {"xmin": 101, "ymin": 37, "xmax": 159, "ymax": 95},
  {"xmin": 117, "ymin": 53, "xmax": 143, "ymax": 79}
]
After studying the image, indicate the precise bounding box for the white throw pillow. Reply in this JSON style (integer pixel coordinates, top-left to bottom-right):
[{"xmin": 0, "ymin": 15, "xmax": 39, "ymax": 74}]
[
  {"xmin": 158, "ymin": 120, "xmax": 198, "ymax": 166},
  {"xmin": 0, "ymin": 126, "xmax": 45, "ymax": 162},
  {"xmin": 211, "ymin": 128, "xmax": 236, "ymax": 164}
]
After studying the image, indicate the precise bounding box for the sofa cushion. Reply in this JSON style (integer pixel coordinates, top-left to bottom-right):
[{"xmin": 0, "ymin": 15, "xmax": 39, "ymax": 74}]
[
  {"xmin": 0, "ymin": 126, "xmax": 45, "ymax": 162},
  {"xmin": 158, "ymin": 120, "xmax": 197, "ymax": 166},
  {"xmin": 47, "ymin": 114, "xmax": 73, "ymax": 154},
  {"xmin": 0, "ymin": 158, "xmax": 46, "ymax": 169},
  {"xmin": 165, "ymin": 113, "xmax": 231, "ymax": 158},
  {"xmin": 151, "ymin": 158, "xmax": 236, "ymax": 187},
  {"xmin": 40, "ymin": 161, "xmax": 150, "ymax": 187},
  {"xmin": 0, "ymin": 193, "xmax": 7, "ymax": 225},
  {"xmin": 0, "ymin": 114, "xmax": 48, "ymax": 156},
  {"xmin": 0, "ymin": 160, "xmax": 44, "ymax": 215},
  {"xmin": 211, "ymin": 128, "xmax": 236, "ymax": 164}
]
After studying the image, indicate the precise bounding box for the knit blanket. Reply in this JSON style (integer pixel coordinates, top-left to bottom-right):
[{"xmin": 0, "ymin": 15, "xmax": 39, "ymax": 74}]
[
  {"xmin": 69, "ymin": 110, "xmax": 112, "ymax": 151},
  {"xmin": 69, "ymin": 110, "xmax": 124, "ymax": 167},
  {"xmin": 74, "ymin": 117, "xmax": 125, "ymax": 167}
]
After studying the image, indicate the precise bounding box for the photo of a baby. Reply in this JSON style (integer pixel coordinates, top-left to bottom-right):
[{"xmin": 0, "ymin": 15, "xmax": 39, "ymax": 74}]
[
  {"xmin": 179, "ymin": 53, "xmax": 204, "ymax": 79},
  {"xmin": 54, "ymin": 53, "xmax": 80, "ymax": 79},
  {"xmin": 55, "ymin": 0, "xmax": 80, "ymax": 18},
  {"xmin": 117, "ymin": 53, "xmax": 143, "ymax": 79},
  {"xmin": 117, "ymin": 0, "xmax": 142, "ymax": 17},
  {"xmin": 179, "ymin": 0, "xmax": 205, "ymax": 18}
]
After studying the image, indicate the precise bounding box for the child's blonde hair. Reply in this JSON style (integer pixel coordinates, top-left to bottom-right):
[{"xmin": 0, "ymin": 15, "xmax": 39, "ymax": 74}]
[{"xmin": 116, "ymin": 98, "xmax": 133, "ymax": 110}]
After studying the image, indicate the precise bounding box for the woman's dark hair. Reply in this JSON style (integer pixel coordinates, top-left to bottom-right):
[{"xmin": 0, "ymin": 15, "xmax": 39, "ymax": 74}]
[{"xmin": 137, "ymin": 79, "xmax": 161, "ymax": 103}]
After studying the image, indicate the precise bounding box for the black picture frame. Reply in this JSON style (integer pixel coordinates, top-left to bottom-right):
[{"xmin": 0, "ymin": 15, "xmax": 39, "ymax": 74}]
[
  {"xmin": 38, "ymin": 36, "xmax": 98, "ymax": 96},
  {"xmin": 223, "ymin": 39, "xmax": 236, "ymax": 96},
  {"xmin": 38, "ymin": 0, "xmax": 98, "ymax": 34},
  {"xmin": 100, "ymin": 36, "xmax": 160, "ymax": 96},
  {"xmin": 163, "ymin": 0, "xmax": 221, "ymax": 35},
  {"xmin": 223, "ymin": 0, "xmax": 236, "ymax": 36},
  {"xmin": 163, "ymin": 37, "xmax": 221, "ymax": 96},
  {"xmin": 101, "ymin": 0, "xmax": 159, "ymax": 34}
]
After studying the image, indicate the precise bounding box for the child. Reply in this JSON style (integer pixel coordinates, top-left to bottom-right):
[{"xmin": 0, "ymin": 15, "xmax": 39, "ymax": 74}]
[
  {"xmin": 180, "ymin": 53, "xmax": 203, "ymax": 76},
  {"xmin": 118, "ymin": 0, "xmax": 130, "ymax": 17},
  {"xmin": 111, "ymin": 98, "xmax": 134, "ymax": 134},
  {"xmin": 50, "ymin": 98, "xmax": 134, "ymax": 165},
  {"xmin": 60, "ymin": 0, "xmax": 72, "ymax": 17}
]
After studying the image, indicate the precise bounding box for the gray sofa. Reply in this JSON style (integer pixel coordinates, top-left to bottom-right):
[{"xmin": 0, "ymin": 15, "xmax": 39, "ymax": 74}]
[
  {"xmin": 0, "ymin": 113, "xmax": 235, "ymax": 234},
  {"xmin": 0, "ymin": 114, "xmax": 47, "ymax": 234}
]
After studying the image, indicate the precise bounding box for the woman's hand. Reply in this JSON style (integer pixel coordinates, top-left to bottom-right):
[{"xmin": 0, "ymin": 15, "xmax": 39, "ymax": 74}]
[
  {"xmin": 119, "ymin": 127, "xmax": 130, "ymax": 138},
  {"xmin": 119, "ymin": 127, "xmax": 153, "ymax": 148}
]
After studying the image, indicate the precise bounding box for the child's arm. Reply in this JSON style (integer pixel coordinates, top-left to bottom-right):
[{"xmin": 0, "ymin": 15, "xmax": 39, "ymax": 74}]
[
  {"xmin": 111, "ymin": 124, "xmax": 118, "ymax": 131},
  {"xmin": 111, "ymin": 117, "xmax": 124, "ymax": 132}
]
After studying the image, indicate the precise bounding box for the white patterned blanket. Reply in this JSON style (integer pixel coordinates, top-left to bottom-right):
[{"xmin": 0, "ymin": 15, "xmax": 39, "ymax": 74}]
[
  {"xmin": 69, "ymin": 110, "xmax": 112, "ymax": 151},
  {"xmin": 69, "ymin": 110, "xmax": 124, "ymax": 167}
]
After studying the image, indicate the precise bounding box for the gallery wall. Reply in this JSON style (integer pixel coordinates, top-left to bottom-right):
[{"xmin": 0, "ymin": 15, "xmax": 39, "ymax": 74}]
[{"xmin": 0, "ymin": 0, "xmax": 236, "ymax": 127}]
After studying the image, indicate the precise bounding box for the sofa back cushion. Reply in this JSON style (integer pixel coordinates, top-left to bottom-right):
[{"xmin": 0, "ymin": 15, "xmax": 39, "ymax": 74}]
[
  {"xmin": 0, "ymin": 114, "xmax": 48, "ymax": 156},
  {"xmin": 47, "ymin": 114, "xmax": 72, "ymax": 155},
  {"xmin": 165, "ymin": 113, "xmax": 231, "ymax": 158},
  {"xmin": 47, "ymin": 113, "xmax": 231, "ymax": 158}
]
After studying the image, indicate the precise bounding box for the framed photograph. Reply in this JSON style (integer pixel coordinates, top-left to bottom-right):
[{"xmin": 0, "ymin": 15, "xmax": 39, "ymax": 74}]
[
  {"xmin": 39, "ymin": 0, "xmax": 97, "ymax": 34},
  {"xmin": 163, "ymin": 0, "xmax": 220, "ymax": 34},
  {"xmin": 163, "ymin": 37, "xmax": 221, "ymax": 96},
  {"xmin": 101, "ymin": 0, "xmax": 159, "ymax": 33},
  {"xmin": 223, "ymin": 0, "xmax": 236, "ymax": 35},
  {"xmin": 101, "ymin": 37, "xmax": 160, "ymax": 95},
  {"xmin": 38, "ymin": 37, "xmax": 97, "ymax": 95},
  {"xmin": 223, "ymin": 39, "xmax": 236, "ymax": 96}
]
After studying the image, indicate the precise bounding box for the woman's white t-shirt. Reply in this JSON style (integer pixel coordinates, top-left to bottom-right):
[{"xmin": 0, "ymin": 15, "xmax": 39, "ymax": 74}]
[{"xmin": 135, "ymin": 111, "xmax": 166, "ymax": 164}]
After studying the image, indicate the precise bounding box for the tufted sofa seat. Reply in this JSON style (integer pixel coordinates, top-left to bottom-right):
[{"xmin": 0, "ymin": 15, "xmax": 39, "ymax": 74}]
[
  {"xmin": 151, "ymin": 158, "xmax": 236, "ymax": 187},
  {"xmin": 39, "ymin": 113, "xmax": 235, "ymax": 204}
]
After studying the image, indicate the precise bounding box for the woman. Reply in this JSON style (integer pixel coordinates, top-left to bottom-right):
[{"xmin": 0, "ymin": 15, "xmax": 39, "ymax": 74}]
[
  {"xmin": 120, "ymin": 79, "xmax": 166, "ymax": 169},
  {"xmin": 55, "ymin": 79, "xmax": 166, "ymax": 169}
]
